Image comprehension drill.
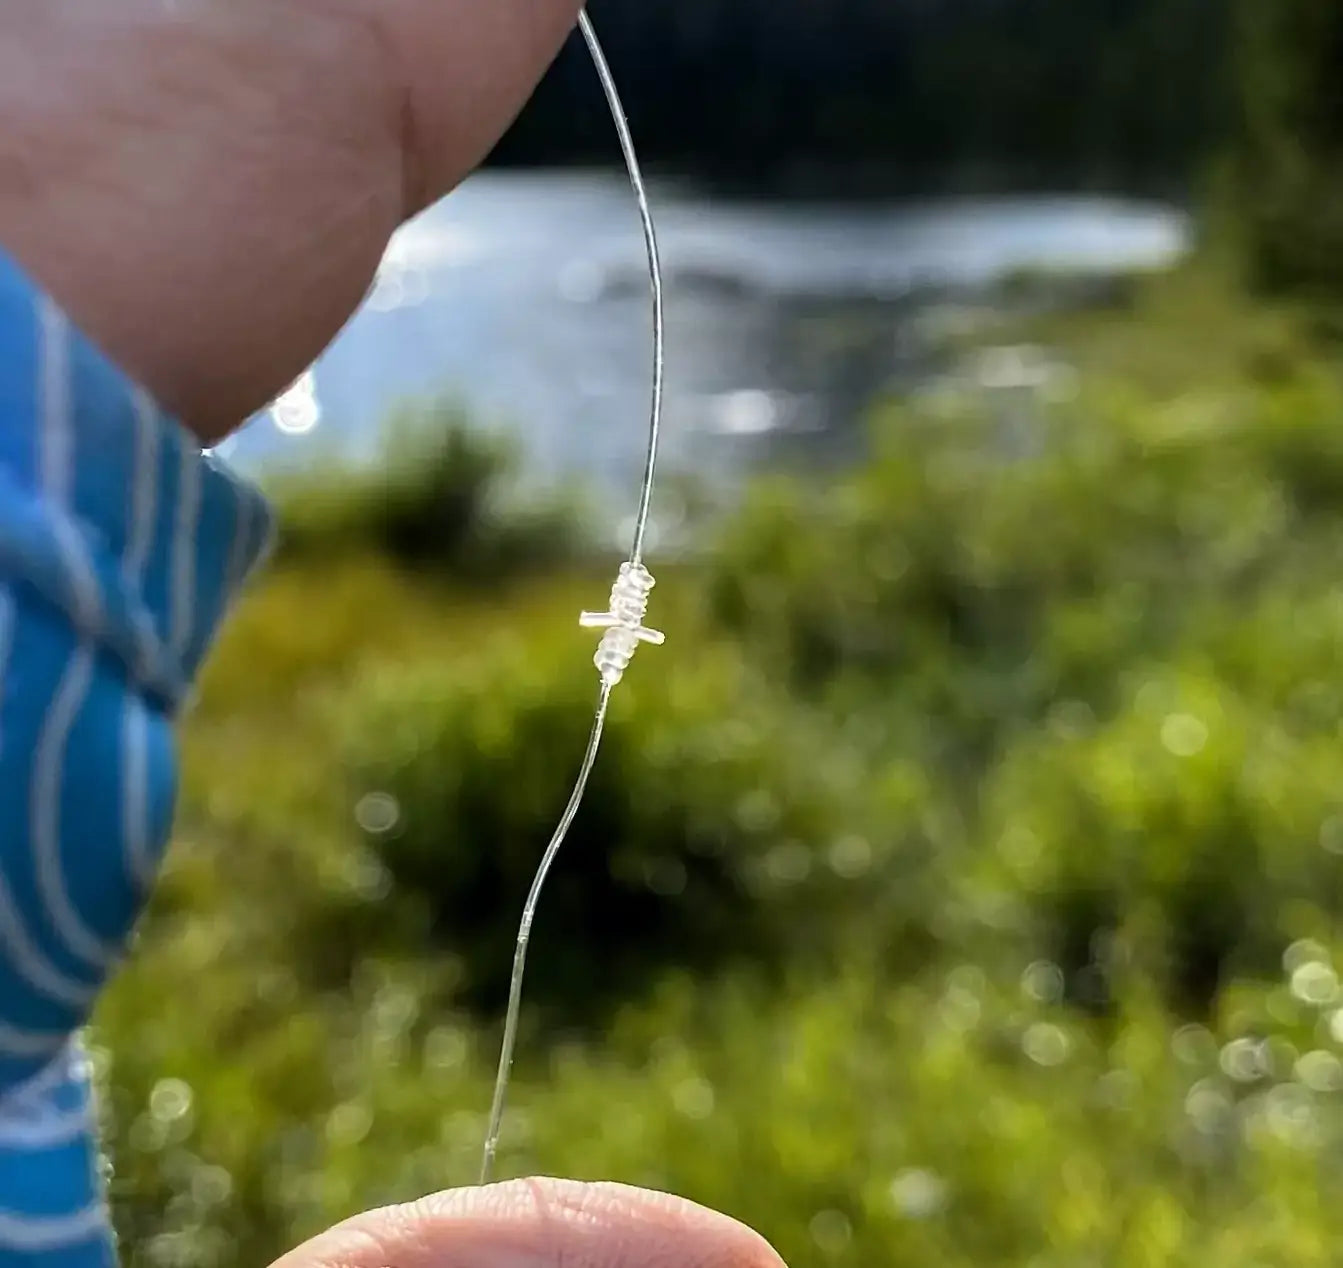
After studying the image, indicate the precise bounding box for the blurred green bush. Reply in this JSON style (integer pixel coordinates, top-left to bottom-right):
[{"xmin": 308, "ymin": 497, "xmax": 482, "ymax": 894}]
[
  {"xmin": 271, "ymin": 400, "xmax": 586, "ymax": 582},
  {"xmin": 339, "ymin": 626, "xmax": 945, "ymax": 1019},
  {"xmin": 971, "ymin": 668, "xmax": 1343, "ymax": 1014},
  {"xmin": 710, "ymin": 369, "xmax": 1343, "ymax": 755},
  {"xmin": 95, "ymin": 353, "xmax": 1343, "ymax": 1267}
]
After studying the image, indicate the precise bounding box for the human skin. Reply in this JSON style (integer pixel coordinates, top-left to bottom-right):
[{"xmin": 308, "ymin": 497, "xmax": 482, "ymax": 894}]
[
  {"xmin": 0, "ymin": 3, "xmax": 787, "ymax": 1265},
  {"xmin": 0, "ymin": 0, "xmax": 582, "ymax": 443},
  {"xmin": 272, "ymin": 1181, "xmax": 786, "ymax": 1268}
]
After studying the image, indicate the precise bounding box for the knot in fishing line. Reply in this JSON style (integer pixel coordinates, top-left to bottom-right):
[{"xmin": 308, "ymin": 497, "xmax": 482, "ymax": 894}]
[
  {"xmin": 580, "ymin": 561, "xmax": 665, "ymax": 686},
  {"xmin": 480, "ymin": 10, "xmax": 667, "ymax": 1185}
]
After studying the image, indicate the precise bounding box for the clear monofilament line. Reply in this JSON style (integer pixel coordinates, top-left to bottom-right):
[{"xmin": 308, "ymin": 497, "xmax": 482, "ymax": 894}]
[
  {"xmin": 480, "ymin": 686, "xmax": 611, "ymax": 1184},
  {"xmin": 578, "ymin": 10, "xmax": 665, "ymax": 566},
  {"xmin": 479, "ymin": 10, "xmax": 666, "ymax": 1185}
]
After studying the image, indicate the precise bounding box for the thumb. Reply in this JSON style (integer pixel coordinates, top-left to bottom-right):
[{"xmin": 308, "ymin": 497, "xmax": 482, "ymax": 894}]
[
  {"xmin": 270, "ymin": 1178, "xmax": 787, "ymax": 1268},
  {"xmin": 373, "ymin": 0, "xmax": 587, "ymax": 215}
]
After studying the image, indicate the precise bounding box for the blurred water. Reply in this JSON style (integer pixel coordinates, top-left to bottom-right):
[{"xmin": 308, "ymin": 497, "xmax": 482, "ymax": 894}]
[{"xmin": 220, "ymin": 171, "xmax": 1189, "ymax": 507}]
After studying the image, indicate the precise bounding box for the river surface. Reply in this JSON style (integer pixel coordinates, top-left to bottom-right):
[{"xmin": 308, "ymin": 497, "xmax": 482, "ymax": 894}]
[{"xmin": 218, "ymin": 171, "xmax": 1189, "ymax": 521}]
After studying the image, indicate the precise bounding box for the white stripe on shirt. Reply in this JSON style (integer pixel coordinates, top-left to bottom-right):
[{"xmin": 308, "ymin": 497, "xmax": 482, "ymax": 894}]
[
  {"xmin": 0, "ymin": 1204, "xmax": 105, "ymax": 1252},
  {"xmin": 35, "ymin": 299, "xmax": 72, "ymax": 508},
  {"xmin": 122, "ymin": 694, "xmax": 155, "ymax": 890},
  {"xmin": 0, "ymin": 595, "xmax": 98, "ymax": 1010},
  {"xmin": 125, "ymin": 388, "xmax": 159, "ymax": 587},
  {"xmin": 30, "ymin": 649, "xmax": 115, "ymax": 970},
  {"xmin": 169, "ymin": 440, "xmax": 201, "ymax": 659}
]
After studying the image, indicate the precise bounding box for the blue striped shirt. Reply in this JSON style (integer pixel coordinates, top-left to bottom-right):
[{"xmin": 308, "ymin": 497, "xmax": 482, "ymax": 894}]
[{"xmin": 0, "ymin": 252, "xmax": 273, "ymax": 1265}]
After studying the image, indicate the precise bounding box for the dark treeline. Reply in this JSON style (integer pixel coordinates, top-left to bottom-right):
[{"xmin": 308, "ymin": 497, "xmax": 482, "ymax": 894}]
[
  {"xmin": 1231, "ymin": 0, "xmax": 1343, "ymax": 301},
  {"xmin": 495, "ymin": 0, "xmax": 1232, "ymax": 195}
]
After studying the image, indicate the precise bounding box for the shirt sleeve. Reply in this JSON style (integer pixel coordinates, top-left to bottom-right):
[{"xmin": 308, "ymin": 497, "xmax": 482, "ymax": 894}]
[{"xmin": 0, "ymin": 252, "xmax": 274, "ymax": 1266}]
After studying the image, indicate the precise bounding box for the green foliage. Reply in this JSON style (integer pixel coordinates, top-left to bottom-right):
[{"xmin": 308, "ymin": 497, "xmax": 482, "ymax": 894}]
[
  {"xmin": 973, "ymin": 668, "xmax": 1343, "ymax": 1013},
  {"xmin": 1231, "ymin": 0, "xmax": 1343, "ymax": 300},
  {"xmin": 98, "ymin": 942, "xmax": 1343, "ymax": 1268},
  {"xmin": 339, "ymin": 628, "xmax": 941, "ymax": 1019},
  {"xmin": 271, "ymin": 401, "xmax": 585, "ymax": 582},
  {"xmin": 710, "ymin": 363, "xmax": 1343, "ymax": 1013},
  {"xmin": 96, "ymin": 358, "xmax": 1343, "ymax": 1266},
  {"xmin": 711, "ymin": 368, "xmax": 1343, "ymax": 758}
]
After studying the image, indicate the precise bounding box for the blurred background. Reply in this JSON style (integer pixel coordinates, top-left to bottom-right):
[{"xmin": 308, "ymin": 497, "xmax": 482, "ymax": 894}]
[{"xmin": 100, "ymin": 3, "xmax": 1343, "ymax": 1266}]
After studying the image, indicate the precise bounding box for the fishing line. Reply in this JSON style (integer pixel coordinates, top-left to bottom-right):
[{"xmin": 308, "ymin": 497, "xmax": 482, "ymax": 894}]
[{"xmin": 479, "ymin": 9, "xmax": 667, "ymax": 1184}]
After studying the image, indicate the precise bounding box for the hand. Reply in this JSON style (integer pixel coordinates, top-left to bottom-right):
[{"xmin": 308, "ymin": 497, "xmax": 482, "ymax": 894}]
[
  {"xmin": 0, "ymin": 0, "xmax": 586, "ymax": 443},
  {"xmin": 272, "ymin": 1180, "xmax": 785, "ymax": 1268}
]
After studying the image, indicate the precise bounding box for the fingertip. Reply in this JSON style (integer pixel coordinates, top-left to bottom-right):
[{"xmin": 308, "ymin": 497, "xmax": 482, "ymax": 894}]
[
  {"xmin": 513, "ymin": 1177, "xmax": 789, "ymax": 1267},
  {"xmin": 278, "ymin": 1177, "xmax": 787, "ymax": 1268}
]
